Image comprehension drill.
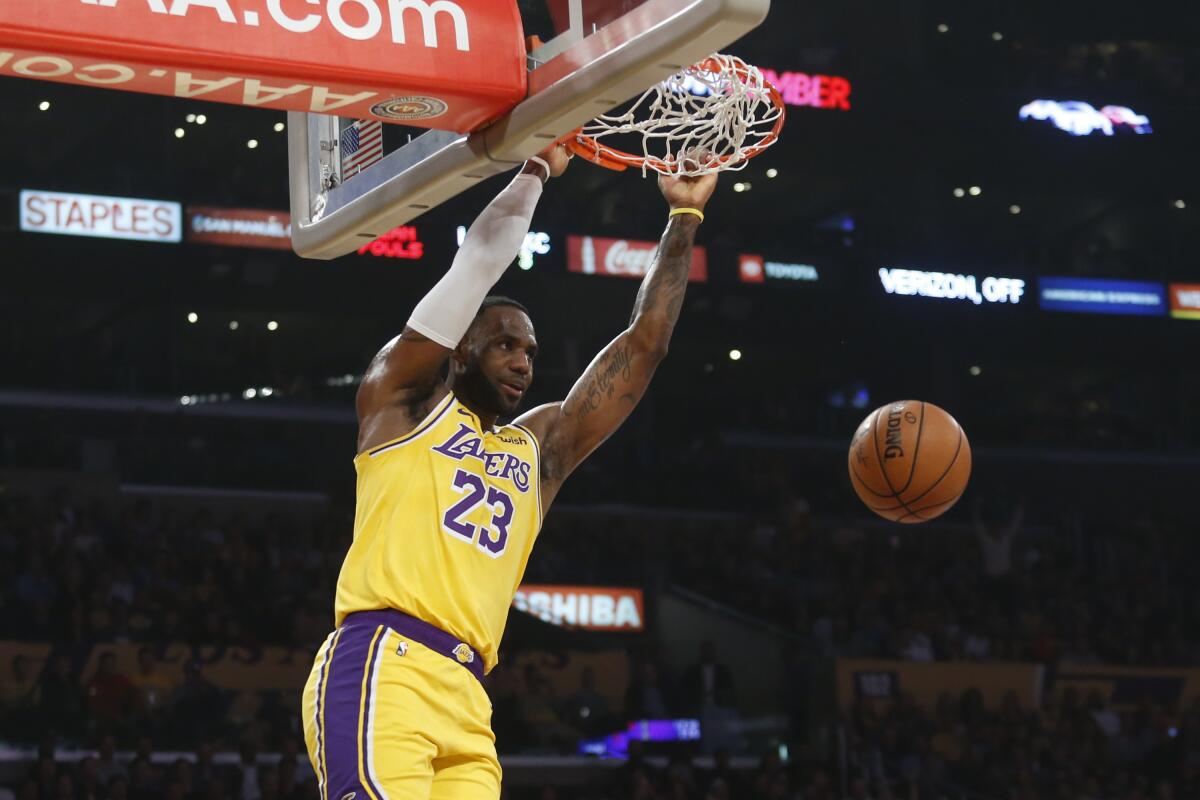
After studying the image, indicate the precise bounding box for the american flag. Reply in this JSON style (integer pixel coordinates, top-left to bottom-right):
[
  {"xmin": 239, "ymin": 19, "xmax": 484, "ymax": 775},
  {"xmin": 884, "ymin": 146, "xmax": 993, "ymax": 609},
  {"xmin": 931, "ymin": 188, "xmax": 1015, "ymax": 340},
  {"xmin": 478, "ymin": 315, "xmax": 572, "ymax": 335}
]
[{"xmin": 340, "ymin": 119, "xmax": 384, "ymax": 177}]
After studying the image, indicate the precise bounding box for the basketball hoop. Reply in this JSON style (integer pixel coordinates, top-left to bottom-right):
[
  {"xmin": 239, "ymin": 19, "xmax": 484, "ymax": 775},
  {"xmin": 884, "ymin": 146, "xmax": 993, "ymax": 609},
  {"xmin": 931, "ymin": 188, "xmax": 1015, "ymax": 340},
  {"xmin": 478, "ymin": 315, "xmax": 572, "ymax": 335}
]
[{"xmin": 566, "ymin": 54, "xmax": 785, "ymax": 177}]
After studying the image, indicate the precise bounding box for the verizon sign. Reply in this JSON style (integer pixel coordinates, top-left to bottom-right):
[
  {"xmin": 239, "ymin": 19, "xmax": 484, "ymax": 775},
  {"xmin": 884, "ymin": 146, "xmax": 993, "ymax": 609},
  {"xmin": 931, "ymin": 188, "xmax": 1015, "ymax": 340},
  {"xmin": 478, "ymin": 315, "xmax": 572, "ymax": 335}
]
[
  {"xmin": 187, "ymin": 206, "xmax": 291, "ymax": 250},
  {"xmin": 0, "ymin": 0, "xmax": 526, "ymax": 132},
  {"xmin": 567, "ymin": 235, "xmax": 707, "ymax": 283},
  {"xmin": 21, "ymin": 189, "xmax": 181, "ymax": 243},
  {"xmin": 512, "ymin": 585, "xmax": 644, "ymax": 632}
]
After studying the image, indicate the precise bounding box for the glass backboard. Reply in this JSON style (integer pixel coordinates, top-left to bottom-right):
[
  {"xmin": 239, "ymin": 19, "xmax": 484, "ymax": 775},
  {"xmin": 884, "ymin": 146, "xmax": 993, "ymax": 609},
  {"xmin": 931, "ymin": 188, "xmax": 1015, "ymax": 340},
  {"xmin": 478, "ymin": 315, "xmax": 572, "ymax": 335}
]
[{"xmin": 288, "ymin": 0, "xmax": 771, "ymax": 259}]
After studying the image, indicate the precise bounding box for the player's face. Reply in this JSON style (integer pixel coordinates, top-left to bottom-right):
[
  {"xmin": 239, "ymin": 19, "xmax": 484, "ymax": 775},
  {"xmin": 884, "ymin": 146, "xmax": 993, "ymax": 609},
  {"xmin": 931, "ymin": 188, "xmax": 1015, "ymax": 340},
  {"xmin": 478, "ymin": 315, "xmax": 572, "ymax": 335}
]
[{"xmin": 460, "ymin": 307, "xmax": 538, "ymax": 416}]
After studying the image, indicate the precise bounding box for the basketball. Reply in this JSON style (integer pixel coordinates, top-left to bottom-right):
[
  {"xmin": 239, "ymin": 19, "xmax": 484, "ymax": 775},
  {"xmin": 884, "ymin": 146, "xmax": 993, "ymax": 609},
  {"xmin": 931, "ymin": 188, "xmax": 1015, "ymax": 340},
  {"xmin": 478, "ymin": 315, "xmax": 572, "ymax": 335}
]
[{"xmin": 848, "ymin": 400, "xmax": 972, "ymax": 523}]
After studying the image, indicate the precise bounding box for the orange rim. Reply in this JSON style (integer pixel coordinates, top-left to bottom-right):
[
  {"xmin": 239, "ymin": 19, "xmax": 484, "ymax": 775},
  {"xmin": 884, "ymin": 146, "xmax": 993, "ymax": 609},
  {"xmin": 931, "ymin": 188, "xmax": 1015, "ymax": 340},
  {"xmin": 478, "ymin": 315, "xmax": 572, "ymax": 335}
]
[{"xmin": 565, "ymin": 57, "xmax": 786, "ymax": 173}]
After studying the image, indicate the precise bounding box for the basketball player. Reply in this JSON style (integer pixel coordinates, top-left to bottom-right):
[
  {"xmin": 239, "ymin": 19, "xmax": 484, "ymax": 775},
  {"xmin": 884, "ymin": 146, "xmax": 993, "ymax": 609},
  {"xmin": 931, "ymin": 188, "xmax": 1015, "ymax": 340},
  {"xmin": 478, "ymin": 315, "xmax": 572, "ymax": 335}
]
[{"xmin": 302, "ymin": 142, "xmax": 718, "ymax": 800}]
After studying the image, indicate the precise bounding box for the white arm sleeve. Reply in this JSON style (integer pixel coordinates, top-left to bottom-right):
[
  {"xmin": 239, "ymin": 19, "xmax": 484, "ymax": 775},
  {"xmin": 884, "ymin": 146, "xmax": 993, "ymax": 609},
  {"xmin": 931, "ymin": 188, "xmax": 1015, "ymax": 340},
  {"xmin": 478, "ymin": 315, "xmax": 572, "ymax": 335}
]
[{"xmin": 406, "ymin": 173, "xmax": 543, "ymax": 348}]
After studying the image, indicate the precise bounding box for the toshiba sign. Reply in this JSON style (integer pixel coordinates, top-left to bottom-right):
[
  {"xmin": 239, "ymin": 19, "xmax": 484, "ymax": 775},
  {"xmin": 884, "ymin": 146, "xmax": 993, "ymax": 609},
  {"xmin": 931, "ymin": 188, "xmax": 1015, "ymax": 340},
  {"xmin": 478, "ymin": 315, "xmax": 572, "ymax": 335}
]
[
  {"xmin": 21, "ymin": 189, "xmax": 181, "ymax": 243},
  {"xmin": 512, "ymin": 585, "xmax": 644, "ymax": 632},
  {"xmin": 566, "ymin": 235, "xmax": 707, "ymax": 282}
]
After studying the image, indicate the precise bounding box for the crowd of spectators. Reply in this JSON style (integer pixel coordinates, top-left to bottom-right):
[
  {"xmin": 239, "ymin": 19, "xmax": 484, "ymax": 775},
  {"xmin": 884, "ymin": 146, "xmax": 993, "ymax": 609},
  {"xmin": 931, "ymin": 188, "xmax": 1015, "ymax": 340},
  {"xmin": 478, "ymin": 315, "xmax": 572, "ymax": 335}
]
[
  {"xmin": 663, "ymin": 495, "xmax": 1199, "ymax": 669},
  {"xmin": 10, "ymin": 481, "xmax": 1195, "ymax": 670},
  {"xmin": 3, "ymin": 481, "xmax": 1199, "ymax": 798},
  {"xmin": 847, "ymin": 686, "xmax": 1200, "ymax": 800}
]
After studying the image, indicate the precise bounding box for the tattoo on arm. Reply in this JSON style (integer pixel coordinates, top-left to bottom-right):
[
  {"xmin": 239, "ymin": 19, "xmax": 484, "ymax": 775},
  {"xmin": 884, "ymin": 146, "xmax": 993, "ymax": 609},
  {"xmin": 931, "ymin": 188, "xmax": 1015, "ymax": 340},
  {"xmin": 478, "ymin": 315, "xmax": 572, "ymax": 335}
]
[
  {"xmin": 629, "ymin": 217, "xmax": 698, "ymax": 332},
  {"xmin": 538, "ymin": 218, "xmax": 697, "ymax": 483},
  {"xmin": 570, "ymin": 343, "xmax": 635, "ymax": 421}
]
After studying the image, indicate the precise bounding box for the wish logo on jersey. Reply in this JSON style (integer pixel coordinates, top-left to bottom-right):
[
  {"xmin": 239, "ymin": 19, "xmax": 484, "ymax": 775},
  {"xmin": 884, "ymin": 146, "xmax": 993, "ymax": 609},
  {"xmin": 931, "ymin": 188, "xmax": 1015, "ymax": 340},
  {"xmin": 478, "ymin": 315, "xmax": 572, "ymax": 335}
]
[{"xmin": 432, "ymin": 423, "xmax": 533, "ymax": 493}]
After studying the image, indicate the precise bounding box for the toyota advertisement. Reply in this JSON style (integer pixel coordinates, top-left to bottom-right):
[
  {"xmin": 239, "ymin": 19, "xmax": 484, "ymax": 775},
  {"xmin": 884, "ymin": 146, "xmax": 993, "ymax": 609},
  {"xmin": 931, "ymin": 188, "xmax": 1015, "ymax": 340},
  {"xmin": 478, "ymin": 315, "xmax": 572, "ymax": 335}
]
[{"xmin": 739, "ymin": 254, "xmax": 820, "ymax": 284}]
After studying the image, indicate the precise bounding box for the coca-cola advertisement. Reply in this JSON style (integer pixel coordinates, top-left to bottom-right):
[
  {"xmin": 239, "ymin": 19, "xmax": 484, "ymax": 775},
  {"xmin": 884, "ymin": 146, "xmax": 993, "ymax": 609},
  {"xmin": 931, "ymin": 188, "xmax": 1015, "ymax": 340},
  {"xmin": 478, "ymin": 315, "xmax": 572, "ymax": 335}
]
[{"xmin": 566, "ymin": 235, "xmax": 708, "ymax": 283}]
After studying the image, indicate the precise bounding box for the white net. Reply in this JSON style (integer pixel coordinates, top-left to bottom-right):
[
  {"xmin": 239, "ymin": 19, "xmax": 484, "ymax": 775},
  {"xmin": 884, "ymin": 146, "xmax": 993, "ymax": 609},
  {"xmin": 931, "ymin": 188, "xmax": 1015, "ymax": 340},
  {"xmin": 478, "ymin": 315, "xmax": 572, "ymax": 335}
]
[{"xmin": 575, "ymin": 53, "xmax": 784, "ymax": 177}]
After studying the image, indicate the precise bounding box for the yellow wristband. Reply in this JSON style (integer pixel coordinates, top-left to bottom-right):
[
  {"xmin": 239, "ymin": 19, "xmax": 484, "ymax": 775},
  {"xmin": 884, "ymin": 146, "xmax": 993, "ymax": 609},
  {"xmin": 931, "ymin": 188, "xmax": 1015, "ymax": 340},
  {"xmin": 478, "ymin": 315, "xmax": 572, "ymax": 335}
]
[{"xmin": 669, "ymin": 207, "xmax": 705, "ymax": 223}]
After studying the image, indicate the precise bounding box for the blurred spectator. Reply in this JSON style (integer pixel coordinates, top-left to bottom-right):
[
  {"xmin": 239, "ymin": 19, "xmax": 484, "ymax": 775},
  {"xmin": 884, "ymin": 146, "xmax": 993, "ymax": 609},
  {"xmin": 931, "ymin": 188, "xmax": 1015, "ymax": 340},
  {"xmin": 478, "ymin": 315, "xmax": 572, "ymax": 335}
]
[
  {"xmin": 563, "ymin": 666, "xmax": 614, "ymax": 737},
  {"xmin": 76, "ymin": 755, "xmax": 102, "ymax": 800},
  {"xmin": 680, "ymin": 641, "xmax": 735, "ymax": 715},
  {"xmin": 193, "ymin": 741, "xmax": 234, "ymax": 799},
  {"xmin": 127, "ymin": 755, "xmax": 159, "ymax": 800},
  {"xmin": 973, "ymin": 495, "xmax": 1025, "ymax": 590},
  {"xmin": 1, "ymin": 655, "xmax": 36, "ymax": 730},
  {"xmin": 236, "ymin": 742, "xmax": 261, "ymax": 800},
  {"xmin": 95, "ymin": 733, "xmax": 127, "ymax": 786},
  {"xmin": 517, "ymin": 666, "xmax": 578, "ymax": 752},
  {"xmin": 130, "ymin": 647, "xmax": 173, "ymax": 722},
  {"xmin": 36, "ymin": 655, "xmax": 85, "ymax": 739},
  {"xmin": 85, "ymin": 652, "xmax": 134, "ymax": 731},
  {"xmin": 171, "ymin": 661, "xmax": 225, "ymax": 744},
  {"xmin": 276, "ymin": 738, "xmax": 311, "ymax": 799},
  {"xmin": 624, "ymin": 661, "xmax": 675, "ymax": 720},
  {"xmin": 14, "ymin": 555, "xmax": 56, "ymax": 610}
]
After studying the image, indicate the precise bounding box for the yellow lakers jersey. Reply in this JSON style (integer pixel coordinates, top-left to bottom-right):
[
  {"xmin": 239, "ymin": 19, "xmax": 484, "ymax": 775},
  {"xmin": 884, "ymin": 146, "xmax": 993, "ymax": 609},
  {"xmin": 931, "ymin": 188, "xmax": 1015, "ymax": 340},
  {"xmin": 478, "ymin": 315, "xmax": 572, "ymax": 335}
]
[{"xmin": 334, "ymin": 392, "xmax": 543, "ymax": 673}]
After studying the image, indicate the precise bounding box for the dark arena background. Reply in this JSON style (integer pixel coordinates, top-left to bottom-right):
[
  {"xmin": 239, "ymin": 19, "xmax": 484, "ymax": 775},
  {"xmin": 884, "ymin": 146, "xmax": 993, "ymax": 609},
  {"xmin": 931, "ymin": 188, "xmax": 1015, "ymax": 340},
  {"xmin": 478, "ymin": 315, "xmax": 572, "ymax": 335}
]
[{"xmin": 3, "ymin": 1, "xmax": 1200, "ymax": 799}]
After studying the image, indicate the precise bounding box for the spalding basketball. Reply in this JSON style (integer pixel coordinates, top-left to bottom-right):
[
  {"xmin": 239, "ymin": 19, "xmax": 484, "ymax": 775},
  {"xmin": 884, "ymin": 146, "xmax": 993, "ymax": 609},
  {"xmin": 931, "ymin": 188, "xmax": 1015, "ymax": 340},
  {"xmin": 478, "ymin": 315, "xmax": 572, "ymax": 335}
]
[{"xmin": 848, "ymin": 400, "xmax": 972, "ymax": 523}]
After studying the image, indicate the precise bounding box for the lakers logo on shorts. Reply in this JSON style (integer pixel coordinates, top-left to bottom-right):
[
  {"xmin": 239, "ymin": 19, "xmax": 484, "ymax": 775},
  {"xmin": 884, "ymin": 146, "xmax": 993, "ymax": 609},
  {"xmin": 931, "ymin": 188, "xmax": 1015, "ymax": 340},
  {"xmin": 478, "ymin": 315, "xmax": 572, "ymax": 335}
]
[{"xmin": 453, "ymin": 643, "xmax": 475, "ymax": 664}]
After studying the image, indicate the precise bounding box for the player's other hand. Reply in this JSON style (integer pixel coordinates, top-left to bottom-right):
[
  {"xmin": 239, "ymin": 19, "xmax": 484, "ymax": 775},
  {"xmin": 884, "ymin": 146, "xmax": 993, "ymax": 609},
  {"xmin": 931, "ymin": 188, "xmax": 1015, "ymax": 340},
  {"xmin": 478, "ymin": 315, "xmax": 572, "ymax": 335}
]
[
  {"xmin": 537, "ymin": 142, "xmax": 572, "ymax": 178},
  {"xmin": 658, "ymin": 150, "xmax": 718, "ymax": 213}
]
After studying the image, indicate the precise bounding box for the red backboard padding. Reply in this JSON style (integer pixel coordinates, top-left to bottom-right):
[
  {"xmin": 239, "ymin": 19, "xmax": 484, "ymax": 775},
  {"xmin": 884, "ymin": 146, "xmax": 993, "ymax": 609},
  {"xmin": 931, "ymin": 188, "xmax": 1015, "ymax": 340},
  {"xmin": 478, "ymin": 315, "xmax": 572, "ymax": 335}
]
[{"xmin": 0, "ymin": 0, "xmax": 527, "ymax": 132}]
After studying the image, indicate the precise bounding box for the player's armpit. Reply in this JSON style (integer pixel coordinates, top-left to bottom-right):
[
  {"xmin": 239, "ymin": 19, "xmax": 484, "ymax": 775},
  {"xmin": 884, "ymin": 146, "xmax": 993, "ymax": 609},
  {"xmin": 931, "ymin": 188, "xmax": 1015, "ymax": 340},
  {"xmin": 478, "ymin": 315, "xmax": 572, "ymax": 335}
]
[
  {"xmin": 517, "ymin": 329, "xmax": 665, "ymax": 488},
  {"xmin": 355, "ymin": 327, "xmax": 451, "ymax": 421}
]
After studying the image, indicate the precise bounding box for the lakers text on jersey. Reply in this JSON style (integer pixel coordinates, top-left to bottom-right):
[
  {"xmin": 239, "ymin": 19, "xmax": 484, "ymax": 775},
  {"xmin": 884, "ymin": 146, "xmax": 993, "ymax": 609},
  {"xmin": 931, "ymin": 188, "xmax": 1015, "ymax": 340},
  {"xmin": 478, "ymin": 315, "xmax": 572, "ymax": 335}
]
[{"xmin": 334, "ymin": 392, "xmax": 543, "ymax": 673}]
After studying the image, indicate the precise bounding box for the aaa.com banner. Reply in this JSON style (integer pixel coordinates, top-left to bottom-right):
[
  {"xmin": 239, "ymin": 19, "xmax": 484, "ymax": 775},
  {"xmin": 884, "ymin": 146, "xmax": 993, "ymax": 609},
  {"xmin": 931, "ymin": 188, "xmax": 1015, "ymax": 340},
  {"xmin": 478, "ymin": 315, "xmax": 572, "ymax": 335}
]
[
  {"xmin": 187, "ymin": 206, "xmax": 291, "ymax": 250},
  {"xmin": 567, "ymin": 235, "xmax": 707, "ymax": 283},
  {"xmin": 0, "ymin": 0, "xmax": 526, "ymax": 131},
  {"xmin": 837, "ymin": 659, "xmax": 1043, "ymax": 711},
  {"xmin": 512, "ymin": 585, "xmax": 645, "ymax": 632}
]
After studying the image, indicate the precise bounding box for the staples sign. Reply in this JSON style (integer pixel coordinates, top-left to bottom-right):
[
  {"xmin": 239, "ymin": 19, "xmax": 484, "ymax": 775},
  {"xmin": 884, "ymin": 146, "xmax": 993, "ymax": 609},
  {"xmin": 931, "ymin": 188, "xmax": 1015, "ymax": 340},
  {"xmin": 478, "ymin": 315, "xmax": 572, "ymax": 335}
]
[
  {"xmin": 567, "ymin": 235, "xmax": 707, "ymax": 282},
  {"xmin": 512, "ymin": 585, "xmax": 644, "ymax": 632},
  {"xmin": 21, "ymin": 189, "xmax": 181, "ymax": 243}
]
